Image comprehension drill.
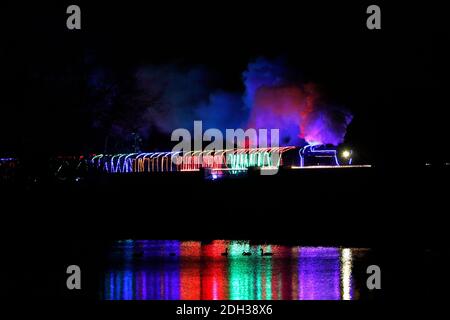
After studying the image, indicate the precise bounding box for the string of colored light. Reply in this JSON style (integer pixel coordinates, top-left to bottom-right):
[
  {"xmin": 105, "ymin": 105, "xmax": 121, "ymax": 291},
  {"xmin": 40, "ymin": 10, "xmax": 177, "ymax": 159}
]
[{"xmin": 90, "ymin": 147, "xmax": 295, "ymax": 174}]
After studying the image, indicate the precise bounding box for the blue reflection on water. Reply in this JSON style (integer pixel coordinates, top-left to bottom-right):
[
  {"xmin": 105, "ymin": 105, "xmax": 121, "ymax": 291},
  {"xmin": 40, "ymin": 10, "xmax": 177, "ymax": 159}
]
[{"xmin": 105, "ymin": 240, "xmax": 181, "ymax": 300}]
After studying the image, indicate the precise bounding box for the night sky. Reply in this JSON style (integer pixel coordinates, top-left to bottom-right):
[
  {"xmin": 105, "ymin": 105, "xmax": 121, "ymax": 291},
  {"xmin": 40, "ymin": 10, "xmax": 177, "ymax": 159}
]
[{"xmin": 2, "ymin": 1, "xmax": 449, "ymax": 167}]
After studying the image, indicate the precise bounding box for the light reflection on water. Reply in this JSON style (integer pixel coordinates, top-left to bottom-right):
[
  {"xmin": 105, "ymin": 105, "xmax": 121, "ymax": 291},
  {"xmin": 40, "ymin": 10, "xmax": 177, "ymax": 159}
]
[{"xmin": 102, "ymin": 240, "xmax": 367, "ymax": 300}]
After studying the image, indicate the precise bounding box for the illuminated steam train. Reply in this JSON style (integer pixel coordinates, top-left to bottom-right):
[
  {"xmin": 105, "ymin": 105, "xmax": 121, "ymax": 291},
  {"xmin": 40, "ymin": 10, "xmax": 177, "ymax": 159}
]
[
  {"xmin": 89, "ymin": 144, "xmax": 352, "ymax": 174},
  {"xmin": 1, "ymin": 145, "xmax": 357, "ymax": 183}
]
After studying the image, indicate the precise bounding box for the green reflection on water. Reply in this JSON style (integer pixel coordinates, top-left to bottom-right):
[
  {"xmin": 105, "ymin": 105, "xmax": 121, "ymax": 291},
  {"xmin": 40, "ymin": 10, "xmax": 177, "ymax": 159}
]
[
  {"xmin": 228, "ymin": 242, "xmax": 273, "ymax": 300},
  {"xmin": 265, "ymin": 246, "xmax": 272, "ymax": 300}
]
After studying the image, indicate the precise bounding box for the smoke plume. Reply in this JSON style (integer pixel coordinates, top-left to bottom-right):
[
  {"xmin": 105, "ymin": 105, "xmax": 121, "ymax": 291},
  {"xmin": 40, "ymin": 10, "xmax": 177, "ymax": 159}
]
[{"xmin": 90, "ymin": 57, "xmax": 353, "ymax": 150}]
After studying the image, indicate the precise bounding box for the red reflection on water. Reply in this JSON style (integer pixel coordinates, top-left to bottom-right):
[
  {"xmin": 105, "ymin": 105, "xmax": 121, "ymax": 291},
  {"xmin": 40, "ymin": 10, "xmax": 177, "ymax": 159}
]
[
  {"xmin": 179, "ymin": 240, "xmax": 229, "ymax": 300},
  {"xmin": 180, "ymin": 241, "xmax": 201, "ymax": 299},
  {"xmin": 275, "ymin": 245, "xmax": 295, "ymax": 300},
  {"xmin": 201, "ymin": 241, "xmax": 228, "ymax": 300}
]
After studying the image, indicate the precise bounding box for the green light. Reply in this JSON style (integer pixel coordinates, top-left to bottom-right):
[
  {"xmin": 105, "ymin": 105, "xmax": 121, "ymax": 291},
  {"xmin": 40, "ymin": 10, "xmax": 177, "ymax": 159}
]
[
  {"xmin": 265, "ymin": 254, "xmax": 272, "ymax": 300},
  {"xmin": 228, "ymin": 241, "xmax": 256, "ymax": 300},
  {"xmin": 256, "ymin": 247, "xmax": 262, "ymax": 300},
  {"xmin": 227, "ymin": 152, "xmax": 276, "ymax": 171}
]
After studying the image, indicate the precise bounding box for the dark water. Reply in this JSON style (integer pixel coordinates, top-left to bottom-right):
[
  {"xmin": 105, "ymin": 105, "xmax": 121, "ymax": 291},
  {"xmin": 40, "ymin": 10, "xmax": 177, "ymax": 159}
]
[{"xmin": 102, "ymin": 240, "xmax": 369, "ymax": 300}]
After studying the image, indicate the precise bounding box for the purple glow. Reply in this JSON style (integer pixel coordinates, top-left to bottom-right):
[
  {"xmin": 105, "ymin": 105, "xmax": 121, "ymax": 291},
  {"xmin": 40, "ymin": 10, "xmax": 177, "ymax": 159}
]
[
  {"xmin": 244, "ymin": 58, "xmax": 353, "ymax": 146},
  {"xmin": 298, "ymin": 247, "xmax": 341, "ymax": 300}
]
